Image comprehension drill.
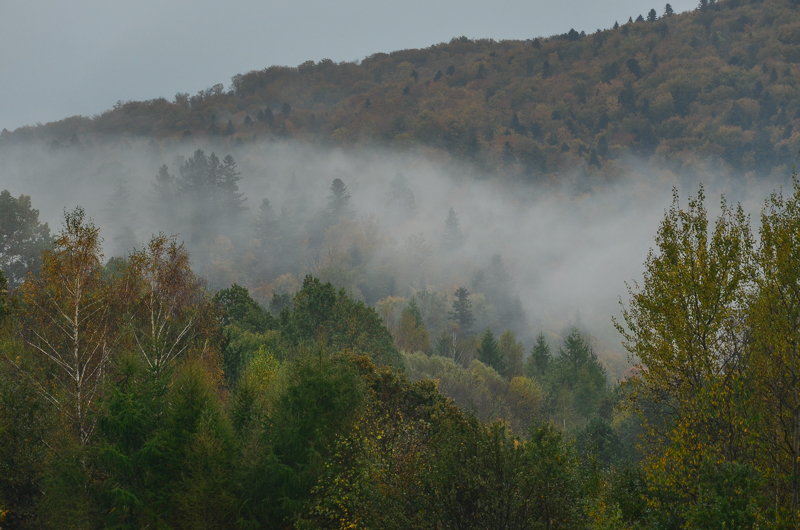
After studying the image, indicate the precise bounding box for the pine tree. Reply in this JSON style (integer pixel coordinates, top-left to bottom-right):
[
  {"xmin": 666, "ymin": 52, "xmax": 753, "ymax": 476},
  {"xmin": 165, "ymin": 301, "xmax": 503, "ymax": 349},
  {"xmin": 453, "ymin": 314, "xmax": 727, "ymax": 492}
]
[{"xmin": 664, "ymin": 3, "xmax": 674, "ymax": 15}]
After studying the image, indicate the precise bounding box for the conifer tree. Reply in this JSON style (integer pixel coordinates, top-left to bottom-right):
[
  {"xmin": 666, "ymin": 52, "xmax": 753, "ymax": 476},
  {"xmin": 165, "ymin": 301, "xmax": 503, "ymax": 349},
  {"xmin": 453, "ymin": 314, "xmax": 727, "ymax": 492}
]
[
  {"xmin": 478, "ymin": 328, "xmax": 503, "ymax": 373},
  {"xmin": 326, "ymin": 178, "xmax": 353, "ymax": 221},
  {"xmin": 526, "ymin": 333, "xmax": 552, "ymax": 379},
  {"xmin": 442, "ymin": 207, "xmax": 465, "ymax": 251},
  {"xmin": 450, "ymin": 286, "xmax": 474, "ymax": 335}
]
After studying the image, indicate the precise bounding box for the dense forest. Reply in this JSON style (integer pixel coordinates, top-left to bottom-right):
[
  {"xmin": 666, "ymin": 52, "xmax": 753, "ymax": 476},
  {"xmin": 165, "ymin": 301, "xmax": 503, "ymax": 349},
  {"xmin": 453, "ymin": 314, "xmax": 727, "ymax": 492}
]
[
  {"xmin": 4, "ymin": 172, "xmax": 800, "ymax": 527},
  {"xmin": 4, "ymin": 0, "xmax": 800, "ymax": 179},
  {"xmin": 5, "ymin": 0, "xmax": 800, "ymax": 527}
]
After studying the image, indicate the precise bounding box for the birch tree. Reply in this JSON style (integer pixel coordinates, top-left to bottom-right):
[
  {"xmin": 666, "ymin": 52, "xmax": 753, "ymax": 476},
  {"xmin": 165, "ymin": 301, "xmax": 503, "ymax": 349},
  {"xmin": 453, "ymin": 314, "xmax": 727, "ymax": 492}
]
[
  {"xmin": 121, "ymin": 233, "xmax": 212, "ymax": 376},
  {"xmin": 17, "ymin": 207, "xmax": 112, "ymax": 445}
]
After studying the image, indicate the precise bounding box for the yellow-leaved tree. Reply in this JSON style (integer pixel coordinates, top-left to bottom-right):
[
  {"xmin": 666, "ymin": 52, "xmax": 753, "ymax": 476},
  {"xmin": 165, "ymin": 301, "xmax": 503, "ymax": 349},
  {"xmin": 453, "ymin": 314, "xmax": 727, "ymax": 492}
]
[
  {"xmin": 615, "ymin": 186, "xmax": 754, "ymax": 511},
  {"xmin": 749, "ymin": 175, "xmax": 800, "ymax": 521},
  {"xmin": 18, "ymin": 207, "xmax": 115, "ymax": 445},
  {"xmin": 120, "ymin": 233, "xmax": 215, "ymax": 377}
]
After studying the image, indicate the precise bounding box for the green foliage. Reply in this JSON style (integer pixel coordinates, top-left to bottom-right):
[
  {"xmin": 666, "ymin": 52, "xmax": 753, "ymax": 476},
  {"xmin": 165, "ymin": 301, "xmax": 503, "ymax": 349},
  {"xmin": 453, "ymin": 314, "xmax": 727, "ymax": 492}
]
[
  {"xmin": 477, "ymin": 328, "xmax": 503, "ymax": 373},
  {"xmin": 0, "ymin": 340, "xmax": 54, "ymax": 528},
  {"xmin": 684, "ymin": 461, "xmax": 763, "ymax": 529},
  {"xmin": 239, "ymin": 350, "xmax": 364, "ymax": 527},
  {"xmin": 214, "ymin": 283, "xmax": 275, "ymax": 332},
  {"xmin": 96, "ymin": 357, "xmax": 236, "ymax": 528},
  {"xmin": 549, "ymin": 328, "xmax": 609, "ymax": 421},
  {"xmin": 616, "ymin": 186, "xmax": 754, "ymax": 516},
  {"xmin": 526, "ymin": 332, "xmax": 552, "ymax": 379},
  {"xmin": 450, "ymin": 286, "xmax": 474, "ymax": 334},
  {"xmin": 499, "ymin": 328, "xmax": 524, "ymax": 378},
  {"xmin": 0, "ymin": 190, "xmax": 52, "ymax": 288},
  {"xmin": 283, "ymin": 276, "xmax": 403, "ymax": 367},
  {"xmin": 0, "ymin": 269, "xmax": 10, "ymax": 327}
]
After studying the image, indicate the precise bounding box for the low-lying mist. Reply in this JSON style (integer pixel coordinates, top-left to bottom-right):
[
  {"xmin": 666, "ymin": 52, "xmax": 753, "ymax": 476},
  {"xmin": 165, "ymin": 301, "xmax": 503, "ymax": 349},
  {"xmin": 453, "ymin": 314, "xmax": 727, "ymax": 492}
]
[{"xmin": 0, "ymin": 138, "xmax": 789, "ymax": 378}]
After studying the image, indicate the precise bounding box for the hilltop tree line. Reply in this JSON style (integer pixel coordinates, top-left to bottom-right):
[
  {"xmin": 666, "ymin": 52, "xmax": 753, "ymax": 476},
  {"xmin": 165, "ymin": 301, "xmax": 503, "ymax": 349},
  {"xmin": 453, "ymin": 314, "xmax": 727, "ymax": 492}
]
[{"xmin": 5, "ymin": 0, "xmax": 800, "ymax": 179}]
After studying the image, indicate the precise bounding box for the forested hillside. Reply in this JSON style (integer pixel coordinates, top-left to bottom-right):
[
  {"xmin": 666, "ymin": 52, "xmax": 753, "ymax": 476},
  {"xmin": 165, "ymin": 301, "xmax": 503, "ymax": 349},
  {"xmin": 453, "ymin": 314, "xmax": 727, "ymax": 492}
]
[
  {"xmin": 4, "ymin": 0, "xmax": 800, "ymax": 178},
  {"xmin": 5, "ymin": 0, "xmax": 800, "ymax": 526}
]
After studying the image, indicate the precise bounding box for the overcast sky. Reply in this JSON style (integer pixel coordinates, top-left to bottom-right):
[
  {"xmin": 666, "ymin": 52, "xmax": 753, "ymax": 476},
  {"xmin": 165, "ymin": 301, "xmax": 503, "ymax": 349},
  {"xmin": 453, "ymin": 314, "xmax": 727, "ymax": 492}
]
[{"xmin": 1, "ymin": 0, "xmax": 697, "ymax": 132}]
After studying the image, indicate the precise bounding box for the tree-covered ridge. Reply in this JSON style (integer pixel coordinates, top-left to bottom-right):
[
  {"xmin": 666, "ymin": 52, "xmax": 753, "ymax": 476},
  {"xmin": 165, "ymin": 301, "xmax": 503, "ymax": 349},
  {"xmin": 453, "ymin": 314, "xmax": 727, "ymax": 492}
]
[{"xmin": 5, "ymin": 0, "xmax": 800, "ymax": 177}]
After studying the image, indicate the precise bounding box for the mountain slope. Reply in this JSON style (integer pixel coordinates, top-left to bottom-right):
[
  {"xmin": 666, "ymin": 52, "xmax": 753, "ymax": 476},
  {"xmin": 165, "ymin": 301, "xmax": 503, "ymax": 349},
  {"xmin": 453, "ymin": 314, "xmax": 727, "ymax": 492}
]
[{"xmin": 4, "ymin": 0, "xmax": 800, "ymax": 178}]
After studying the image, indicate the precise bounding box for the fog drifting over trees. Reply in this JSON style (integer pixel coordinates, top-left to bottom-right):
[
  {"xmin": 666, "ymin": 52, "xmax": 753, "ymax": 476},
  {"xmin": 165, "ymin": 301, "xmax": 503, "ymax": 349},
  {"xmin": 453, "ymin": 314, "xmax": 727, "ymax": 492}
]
[{"xmin": 0, "ymin": 138, "xmax": 788, "ymax": 377}]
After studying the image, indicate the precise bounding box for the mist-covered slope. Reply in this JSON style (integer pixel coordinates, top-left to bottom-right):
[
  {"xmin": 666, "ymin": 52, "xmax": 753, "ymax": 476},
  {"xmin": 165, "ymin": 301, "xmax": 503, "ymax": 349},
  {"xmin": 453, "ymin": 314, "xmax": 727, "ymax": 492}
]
[{"xmin": 3, "ymin": 0, "xmax": 800, "ymax": 179}]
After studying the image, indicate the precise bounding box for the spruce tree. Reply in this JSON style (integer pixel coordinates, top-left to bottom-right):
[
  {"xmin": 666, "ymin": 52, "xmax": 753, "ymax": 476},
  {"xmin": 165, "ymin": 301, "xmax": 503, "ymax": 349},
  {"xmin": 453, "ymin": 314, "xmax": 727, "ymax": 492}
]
[
  {"xmin": 478, "ymin": 329, "xmax": 503, "ymax": 373},
  {"xmin": 526, "ymin": 333, "xmax": 552, "ymax": 379},
  {"xmin": 450, "ymin": 286, "xmax": 474, "ymax": 334}
]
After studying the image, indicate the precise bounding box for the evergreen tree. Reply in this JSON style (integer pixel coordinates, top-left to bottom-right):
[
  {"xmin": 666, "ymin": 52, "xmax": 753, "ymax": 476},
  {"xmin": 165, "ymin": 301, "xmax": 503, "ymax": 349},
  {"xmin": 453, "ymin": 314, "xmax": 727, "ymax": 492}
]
[
  {"xmin": 542, "ymin": 60, "xmax": 552, "ymax": 78},
  {"xmin": 499, "ymin": 329, "xmax": 524, "ymax": 378},
  {"xmin": 442, "ymin": 207, "xmax": 465, "ymax": 251},
  {"xmin": 0, "ymin": 191, "xmax": 52, "ymax": 288},
  {"xmin": 526, "ymin": 333, "xmax": 552, "ymax": 379},
  {"xmin": 551, "ymin": 328, "xmax": 608, "ymax": 419},
  {"xmin": 664, "ymin": 3, "xmax": 674, "ymax": 15},
  {"xmin": 326, "ymin": 178, "xmax": 353, "ymax": 221},
  {"xmin": 626, "ymin": 57, "xmax": 642, "ymax": 78},
  {"xmin": 450, "ymin": 286, "xmax": 474, "ymax": 335},
  {"xmin": 478, "ymin": 329, "xmax": 503, "ymax": 373},
  {"xmin": 220, "ymin": 154, "xmax": 245, "ymax": 213},
  {"xmin": 648, "ymin": 8, "xmax": 658, "ymax": 21},
  {"xmin": 153, "ymin": 164, "xmax": 175, "ymax": 202},
  {"xmin": 258, "ymin": 107, "xmax": 275, "ymax": 126}
]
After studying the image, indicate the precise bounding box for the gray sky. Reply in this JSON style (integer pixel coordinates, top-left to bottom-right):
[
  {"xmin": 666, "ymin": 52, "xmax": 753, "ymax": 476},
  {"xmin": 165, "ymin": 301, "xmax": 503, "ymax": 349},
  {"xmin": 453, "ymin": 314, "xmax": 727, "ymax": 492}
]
[{"xmin": 1, "ymin": 0, "xmax": 697, "ymax": 132}]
